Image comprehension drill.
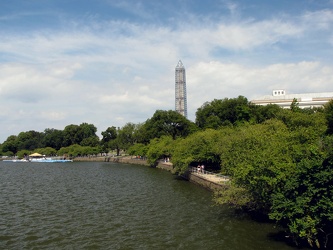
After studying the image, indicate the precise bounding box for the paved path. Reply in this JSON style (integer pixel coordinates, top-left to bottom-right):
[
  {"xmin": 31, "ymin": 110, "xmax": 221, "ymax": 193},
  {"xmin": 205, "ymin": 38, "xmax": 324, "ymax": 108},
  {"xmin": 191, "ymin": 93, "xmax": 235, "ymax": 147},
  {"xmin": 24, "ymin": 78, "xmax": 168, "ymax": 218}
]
[{"xmin": 190, "ymin": 169, "xmax": 230, "ymax": 184}]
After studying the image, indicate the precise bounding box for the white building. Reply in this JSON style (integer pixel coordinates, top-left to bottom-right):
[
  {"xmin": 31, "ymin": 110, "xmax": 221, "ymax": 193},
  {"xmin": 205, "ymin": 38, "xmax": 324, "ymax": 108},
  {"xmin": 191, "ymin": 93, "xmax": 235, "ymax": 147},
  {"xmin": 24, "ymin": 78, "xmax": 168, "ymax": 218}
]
[{"xmin": 251, "ymin": 90, "xmax": 333, "ymax": 109}]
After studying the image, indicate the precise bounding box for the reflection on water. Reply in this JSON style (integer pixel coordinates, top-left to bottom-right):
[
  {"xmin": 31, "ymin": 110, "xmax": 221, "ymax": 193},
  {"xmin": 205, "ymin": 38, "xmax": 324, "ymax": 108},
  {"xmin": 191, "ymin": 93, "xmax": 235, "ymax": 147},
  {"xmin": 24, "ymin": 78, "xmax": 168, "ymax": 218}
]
[{"xmin": 0, "ymin": 161, "xmax": 301, "ymax": 249}]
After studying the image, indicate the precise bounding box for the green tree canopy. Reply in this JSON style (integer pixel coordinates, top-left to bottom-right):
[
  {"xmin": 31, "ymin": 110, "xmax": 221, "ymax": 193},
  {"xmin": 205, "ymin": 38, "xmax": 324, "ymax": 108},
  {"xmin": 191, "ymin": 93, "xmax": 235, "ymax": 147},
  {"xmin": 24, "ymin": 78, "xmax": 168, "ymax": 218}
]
[
  {"xmin": 270, "ymin": 151, "xmax": 333, "ymax": 248},
  {"xmin": 1, "ymin": 135, "xmax": 18, "ymax": 154},
  {"xmin": 171, "ymin": 129, "xmax": 223, "ymax": 174},
  {"xmin": 195, "ymin": 96, "xmax": 251, "ymax": 129},
  {"xmin": 142, "ymin": 110, "xmax": 197, "ymax": 141},
  {"xmin": 324, "ymin": 99, "xmax": 333, "ymax": 134},
  {"xmin": 42, "ymin": 128, "xmax": 64, "ymax": 150},
  {"xmin": 117, "ymin": 123, "xmax": 138, "ymax": 151},
  {"xmin": 17, "ymin": 130, "xmax": 44, "ymax": 151},
  {"xmin": 101, "ymin": 126, "xmax": 122, "ymax": 155},
  {"xmin": 145, "ymin": 136, "xmax": 174, "ymax": 166},
  {"xmin": 63, "ymin": 123, "xmax": 98, "ymax": 147}
]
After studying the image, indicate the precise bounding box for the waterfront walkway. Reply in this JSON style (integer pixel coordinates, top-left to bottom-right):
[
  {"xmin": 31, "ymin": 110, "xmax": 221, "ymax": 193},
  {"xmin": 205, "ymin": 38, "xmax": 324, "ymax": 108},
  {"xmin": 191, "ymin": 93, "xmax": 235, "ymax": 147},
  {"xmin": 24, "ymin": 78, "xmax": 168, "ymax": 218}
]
[{"xmin": 188, "ymin": 167, "xmax": 230, "ymax": 184}]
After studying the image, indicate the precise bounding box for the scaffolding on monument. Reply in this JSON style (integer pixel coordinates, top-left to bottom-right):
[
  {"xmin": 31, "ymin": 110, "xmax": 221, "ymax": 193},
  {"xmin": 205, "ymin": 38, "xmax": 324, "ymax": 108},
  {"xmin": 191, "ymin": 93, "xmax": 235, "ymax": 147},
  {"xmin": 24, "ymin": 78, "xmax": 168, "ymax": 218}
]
[{"xmin": 175, "ymin": 60, "xmax": 188, "ymax": 118}]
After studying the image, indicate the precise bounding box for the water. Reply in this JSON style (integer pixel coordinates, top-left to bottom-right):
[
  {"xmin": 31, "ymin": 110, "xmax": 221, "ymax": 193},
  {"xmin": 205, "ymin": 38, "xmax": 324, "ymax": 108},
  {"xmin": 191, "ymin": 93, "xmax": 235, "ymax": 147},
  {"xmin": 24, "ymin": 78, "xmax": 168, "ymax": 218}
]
[{"xmin": 0, "ymin": 161, "xmax": 302, "ymax": 249}]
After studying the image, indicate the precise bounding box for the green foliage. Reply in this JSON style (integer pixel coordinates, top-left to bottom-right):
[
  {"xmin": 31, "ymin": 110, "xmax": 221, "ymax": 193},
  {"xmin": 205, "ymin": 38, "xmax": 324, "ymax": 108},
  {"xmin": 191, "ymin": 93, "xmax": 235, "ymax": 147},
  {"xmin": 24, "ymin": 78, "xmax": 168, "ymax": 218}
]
[
  {"xmin": 63, "ymin": 123, "xmax": 98, "ymax": 147},
  {"xmin": 290, "ymin": 98, "xmax": 301, "ymax": 112},
  {"xmin": 278, "ymin": 109, "xmax": 326, "ymax": 133},
  {"xmin": 3, "ymin": 151, "xmax": 14, "ymax": 157},
  {"xmin": 1, "ymin": 94, "xmax": 332, "ymax": 247},
  {"xmin": 269, "ymin": 152, "xmax": 333, "ymax": 248},
  {"xmin": 250, "ymin": 104, "xmax": 283, "ymax": 124},
  {"xmin": 17, "ymin": 131, "xmax": 44, "ymax": 151},
  {"xmin": 16, "ymin": 149, "xmax": 30, "ymax": 159},
  {"xmin": 42, "ymin": 128, "xmax": 64, "ymax": 150},
  {"xmin": 195, "ymin": 96, "xmax": 251, "ymax": 129},
  {"xmin": 16, "ymin": 147, "xmax": 58, "ymax": 158},
  {"xmin": 146, "ymin": 136, "xmax": 174, "ymax": 166},
  {"xmin": 0, "ymin": 122, "xmax": 99, "ymax": 154},
  {"xmin": 322, "ymin": 135, "xmax": 333, "ymax": 157},
  {"xmin": 36, "ymin": 147, "xmax": 58, "ymax": 156},
  {"xmin": 101, "ymin": 126, "xmax": 118, "ymax": 153},
  {"xmin": 171, "ymin": 129, "xmax": 223, "ymax": 174},
  {"xmin": 101, "ymin": 126, "xmax": 117, "ymax": 143},
  {"xmin": 127, "ymin": 143, "xmax": 148, "ymax": 157},
  {"xmin": 211, "ymin": 111, "xmax": 330, "ymax": 247},
  {"xmin": 195, "ymin": 96, "xmax": 288, "ymax": 129},
  {"xmin": 100, "ymin": 123, "xmax": 142, "ymax": 155},
  {"xmin": 1, "ymin": 135, "xmax": 19, "ymax": 154},
  {"xmin": 324, "ymin": 99, "xmax": 333, "ymax": 134},
  {"xmin": 213, "ymin": 182, "xmax": 252, "ymax": 209},
  {"xmin": 80, "ymin": 136, "xmax": 100, "ymax": 147},
  {"xmin": 57, "ymin": 144, "xmax": 100, "ymax": 157},
  {"xmin": 218, "ymin": 120, "xmax": 296, "ymax": 211},
  {"xmin": 142, "ymin": 110, "xmax": 197, "ymax": 141},
  {"xmin": 117, "ymin": 123, "xmax": 138, "ymax": 150}
]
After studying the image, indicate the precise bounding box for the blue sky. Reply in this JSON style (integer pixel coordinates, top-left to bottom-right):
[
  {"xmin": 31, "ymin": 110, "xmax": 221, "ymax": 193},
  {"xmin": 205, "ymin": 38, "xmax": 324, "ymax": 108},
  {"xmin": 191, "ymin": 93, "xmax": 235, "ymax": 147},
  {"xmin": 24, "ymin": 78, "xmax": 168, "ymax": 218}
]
[{"xmin": 1, "ymin": 0, "xmax": 333, "ymax": 143}]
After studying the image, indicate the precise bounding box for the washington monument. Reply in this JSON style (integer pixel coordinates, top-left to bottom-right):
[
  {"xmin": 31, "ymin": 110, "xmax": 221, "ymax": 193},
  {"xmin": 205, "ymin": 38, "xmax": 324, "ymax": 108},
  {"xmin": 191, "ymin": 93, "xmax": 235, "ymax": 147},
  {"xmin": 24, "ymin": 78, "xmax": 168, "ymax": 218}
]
[{"xmin": 175, "ymin": 60, "xmax": 188, "ymax": 118}]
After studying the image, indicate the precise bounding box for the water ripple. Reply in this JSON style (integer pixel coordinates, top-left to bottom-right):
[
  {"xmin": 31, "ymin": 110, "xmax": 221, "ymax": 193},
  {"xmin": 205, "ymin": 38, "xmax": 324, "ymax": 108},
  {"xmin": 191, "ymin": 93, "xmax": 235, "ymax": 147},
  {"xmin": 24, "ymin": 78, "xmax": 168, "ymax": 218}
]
[{"xmin": 0, "ymin": 162, "xmax": 296, "ymax": 249}]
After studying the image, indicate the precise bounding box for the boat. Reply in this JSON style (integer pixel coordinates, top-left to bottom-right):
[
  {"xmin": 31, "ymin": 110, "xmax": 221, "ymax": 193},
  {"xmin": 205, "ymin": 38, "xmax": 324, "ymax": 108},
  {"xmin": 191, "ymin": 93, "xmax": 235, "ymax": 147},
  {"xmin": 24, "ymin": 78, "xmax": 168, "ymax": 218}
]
[
  {"xmin": 29, "ymin": 153, "xmax": 73, "ymax": 163},
  {"xmin": 3, "ymin": 158, "xmax": 29, "ymax": 162},
  {"xmin": 29, "ymin": 157, "xmax": 73, "ymax": 163},
  {"xmin": 3, "ymin": 153, "xmax": 72, "ymax": 163}
]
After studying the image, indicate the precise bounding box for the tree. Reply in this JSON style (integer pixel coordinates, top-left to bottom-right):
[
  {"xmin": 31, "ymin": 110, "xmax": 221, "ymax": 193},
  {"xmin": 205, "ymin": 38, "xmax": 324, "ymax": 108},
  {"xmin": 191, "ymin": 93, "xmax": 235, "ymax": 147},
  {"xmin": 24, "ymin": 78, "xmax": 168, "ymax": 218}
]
[
  {"xmin": 39, "ymin": 147, "xmax": 57, "ymax": 156},
  {"xmin": 43, "ymin": 128, "xmax": 64, "ymax": 150},
  {"xmin": 63, "ymin": 124, "xmax": 81, "ymax": 146},
  {"xmin": 79, "ymin": 122, "xmax": 98, "ymax": 139},
  {"xmin": 143, "ymin": 110, "xmax": 197, "ymax": 141},
  {"xmin": 1, "ymin": 135, "xmax": 18, "ymax": 154},
  {"xmin": 249, "ymin": 104, "xmax": 282, "ymax": 124},
  {"xmin": 290, "ymin": 98, "xmax": 301, "ymax": 112},
  {"xmin": 17, "ymin": 130, "xmax": 44, "ymax": 151},
  {"xmin": 195, "ymin": 96, "xmax": 251, "ymax": 129},
  {"xmin": 63, "ymin": 123, "xmax": 98, "ymax": 147},
  {"xmin": 57, "ymin": 144, "xmax": 99, "ymax": 157},
  {"xmin": 101, "ymin": 126, "xmax": 117, "ymax": 144},
  {"xmin": 127, "ymin": 143, "xmax": 148, "ymax": 158},
  {"xmin": 324, "ymin": 100, "xmax": 333, "ymax": 134},
  {"xmin": 146, "ymin": 136, "xmax": 174, "ymax": 166},
  {"xmin": 277, "ymin": 109, "xmax": 326, "ymax": 151},
  {"xmin": 117, "ymin": 123, "xmax": 138, "ymax": 151},
  {"xmin": 16, "ymin": 149, "xmax": 30, "ymax": 159},
  {"xmin": 80, "ymin": 136, "xmax": 100, "ymax": 147},
  {"xmin": 101, "ymin": 126, "xmax": 118, "ymax": 154},
  {"xmin": 132, "ymin": 123, "xmax": 147, "ymax": 144},
  {"xmin": 270, "ymin": 151, "xmax": 333, "ymax": 248},
  {"xmin": 217, "ymin": 120, "xmax": 296, "ymax": 212},
  {"xmin": 171, "ymin": 129, "xmax": 223, "ymax": 174}
]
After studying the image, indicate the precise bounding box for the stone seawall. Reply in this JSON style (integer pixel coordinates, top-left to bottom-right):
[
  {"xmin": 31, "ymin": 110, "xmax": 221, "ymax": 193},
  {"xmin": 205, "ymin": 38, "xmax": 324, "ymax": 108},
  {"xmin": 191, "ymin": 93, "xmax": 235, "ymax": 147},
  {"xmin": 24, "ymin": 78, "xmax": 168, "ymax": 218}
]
[
  {"xmin": 182, "ymin": 171, "xmax": 227, "ymax": 191},
  {"xmin": 73, "ymin": 156, "xmax": 149, "ymax": 165},
  {"xmin": 74, "ymin": 156, "xmax": 176, "ymax": 169},
  {"xmin": 73, "ymin": 156, "xmax": 225, "ymax": 191}
]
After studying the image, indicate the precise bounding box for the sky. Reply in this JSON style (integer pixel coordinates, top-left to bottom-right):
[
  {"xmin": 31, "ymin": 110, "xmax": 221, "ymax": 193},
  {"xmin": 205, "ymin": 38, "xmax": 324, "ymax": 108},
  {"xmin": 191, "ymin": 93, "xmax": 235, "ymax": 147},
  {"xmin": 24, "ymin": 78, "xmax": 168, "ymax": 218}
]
[{"xmin": 1, "ymin": 0, "xmax": 333, "ymax": 142}]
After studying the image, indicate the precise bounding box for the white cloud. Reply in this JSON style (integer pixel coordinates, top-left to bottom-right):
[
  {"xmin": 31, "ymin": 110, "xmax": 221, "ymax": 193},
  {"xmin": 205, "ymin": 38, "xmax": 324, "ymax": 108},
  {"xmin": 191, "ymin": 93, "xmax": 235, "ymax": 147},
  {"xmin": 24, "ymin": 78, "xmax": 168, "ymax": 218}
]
[
  {"xmin": 40, "ymin": 111, "xmax": 67, "ymax": 121},
  {"xmin": 0, "ymin": 6, "xmax": 333, "ymax": 142},
  {"xmin": 302, "ymin": 9, "xmax": 333, "ymax": 30},
  {"xmin": 187, "ymin": 61, "xmax": 333, "ymax": 119}
]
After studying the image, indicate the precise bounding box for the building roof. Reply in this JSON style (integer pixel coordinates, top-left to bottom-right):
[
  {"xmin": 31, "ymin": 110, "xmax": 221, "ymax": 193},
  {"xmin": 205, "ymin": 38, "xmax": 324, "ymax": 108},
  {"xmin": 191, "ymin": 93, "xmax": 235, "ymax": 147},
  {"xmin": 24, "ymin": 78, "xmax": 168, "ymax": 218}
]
[
  {"xmin": 251, "ymin": 90, "xmax": 333, "ymax": 108},
  {"xmin": 253, "ymin": 91, "xmax": 333, "ymax": 101}
]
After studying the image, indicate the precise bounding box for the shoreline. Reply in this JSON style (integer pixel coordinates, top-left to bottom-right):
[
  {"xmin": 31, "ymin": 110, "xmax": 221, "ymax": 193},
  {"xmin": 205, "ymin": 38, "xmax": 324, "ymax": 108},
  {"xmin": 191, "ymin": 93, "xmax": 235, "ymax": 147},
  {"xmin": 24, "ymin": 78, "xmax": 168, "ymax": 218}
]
[{"xmin": 73, "ymin": 156, "xmax": 227, "ymax": 191}]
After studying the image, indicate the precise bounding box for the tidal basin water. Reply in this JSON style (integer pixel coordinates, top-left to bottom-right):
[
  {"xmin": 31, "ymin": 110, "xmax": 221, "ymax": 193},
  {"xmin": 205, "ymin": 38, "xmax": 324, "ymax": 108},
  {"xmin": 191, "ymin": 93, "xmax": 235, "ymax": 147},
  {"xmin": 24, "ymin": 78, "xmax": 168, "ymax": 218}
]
[{"xmin": 0, "ymin": 161, "xmax": 302, "ymax": 249}]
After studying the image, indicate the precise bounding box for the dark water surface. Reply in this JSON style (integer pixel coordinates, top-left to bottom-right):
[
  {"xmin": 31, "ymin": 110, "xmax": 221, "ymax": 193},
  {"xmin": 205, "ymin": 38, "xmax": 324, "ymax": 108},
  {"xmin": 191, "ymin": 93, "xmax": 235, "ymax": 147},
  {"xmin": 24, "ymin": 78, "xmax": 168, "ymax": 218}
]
[{"xmin": 0, "ymin": 161, "xmax": 301, "ymax": 249}]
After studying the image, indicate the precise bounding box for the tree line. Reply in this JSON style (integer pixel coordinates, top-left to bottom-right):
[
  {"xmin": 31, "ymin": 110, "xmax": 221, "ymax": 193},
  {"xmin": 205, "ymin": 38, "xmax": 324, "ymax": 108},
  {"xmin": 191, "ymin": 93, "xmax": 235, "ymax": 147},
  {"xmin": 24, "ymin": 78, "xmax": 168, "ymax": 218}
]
[{"xmin": 1, "ymin": 96, "xmax": 333, "ymax": 248}]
